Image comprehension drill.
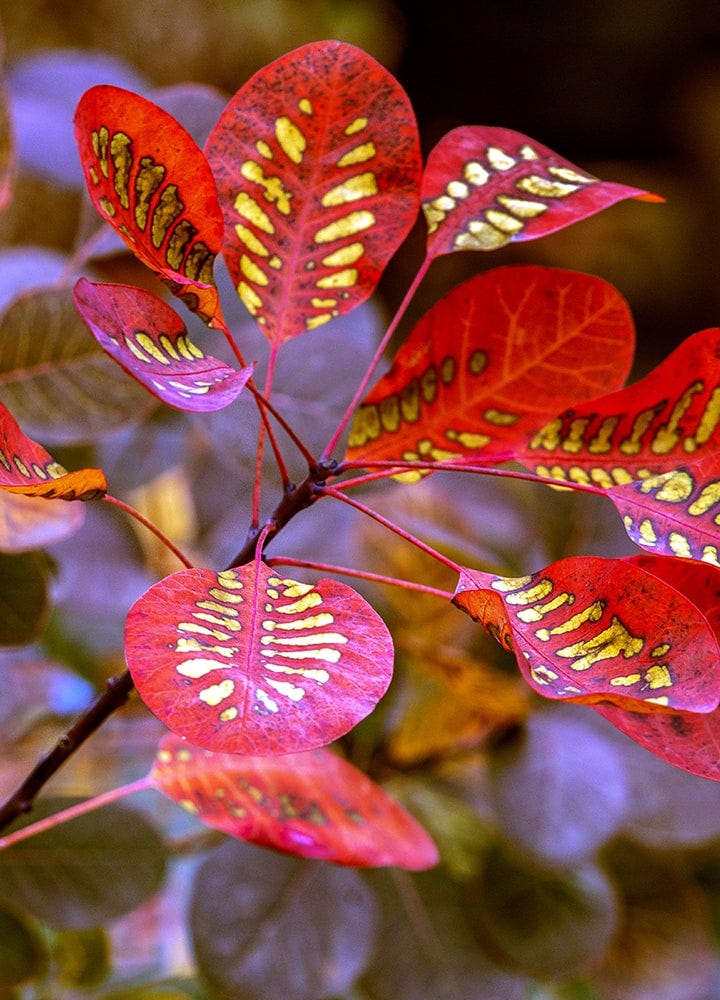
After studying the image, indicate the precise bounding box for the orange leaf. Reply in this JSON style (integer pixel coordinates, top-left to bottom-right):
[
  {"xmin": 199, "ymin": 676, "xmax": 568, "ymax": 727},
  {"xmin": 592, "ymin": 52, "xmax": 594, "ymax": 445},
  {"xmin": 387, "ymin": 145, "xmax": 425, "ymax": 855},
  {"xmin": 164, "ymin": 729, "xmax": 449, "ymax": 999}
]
[
  {"xmin": 74, "ymin": 85, "xmax": 225, "ymax": 328},
  {"xmin": 345, "ymin": 266, "xmax": 635, "ymax": 475},
  {"xmin": 0, "ymin": 401, "xmax": 106, "ymax": 501}
]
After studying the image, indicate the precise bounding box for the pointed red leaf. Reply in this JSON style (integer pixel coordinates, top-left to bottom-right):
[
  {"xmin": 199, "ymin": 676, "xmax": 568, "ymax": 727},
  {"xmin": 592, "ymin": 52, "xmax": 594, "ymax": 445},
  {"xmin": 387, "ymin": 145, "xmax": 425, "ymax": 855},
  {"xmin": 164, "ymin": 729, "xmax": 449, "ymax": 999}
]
[
  {"xmin": 422, "ymin": 125, "xmax": 661, "ymax": 258},
  {"xmin": 345, "ymin": 266, "xmax": 635, "ymax": 475},
  {"xmin": 0, "ymin": 401, "xmax": 106, "ymax": 501},
  {"xmin": 125, "ymin": 563, "xmax": 394, "ymax": 754},
  {"xmin": 73, "ymin": 278, "xmax": 253, "ymax": 412},
  {"xmin": 594, "ymin": 555, "xmax": 720, "ymax": 779},
  {"xmin": 74, "ymin": 85, "xmax": 225, "ymax": 327},
  {"xmin": 608, "ymin": 453, "xmax": 720, "ymax": 566},
  {"xmin": 151, "ymin": 733, "xmax": 438, "ymax": 869},
  {"xmin": 452, "ymin": 556, "xmax": 720, "ymax": 712},
  {"xmin": 204, "ymin": 40, "xmax": 421, "ymax": 345},
  {"xmin": 517, "ymin": 327, "xmax": 720, "ymax": 487}
]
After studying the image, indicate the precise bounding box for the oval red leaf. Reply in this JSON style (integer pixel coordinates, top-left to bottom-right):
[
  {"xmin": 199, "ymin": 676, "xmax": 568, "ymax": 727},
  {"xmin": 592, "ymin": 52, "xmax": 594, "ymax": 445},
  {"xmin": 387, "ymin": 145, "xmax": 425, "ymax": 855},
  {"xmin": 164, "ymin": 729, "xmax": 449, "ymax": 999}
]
[
  {"xmin": 125, "ymin": 562, "xmax": 394, "ymax": 754},
  {"xmin": 74, "ymin": 85, "xmax": 225, "ymax": 327},
  {"xmin": 0, "ymin": 401, "xmax": 106, "ymax": 501},
  {"xmin": 73, "ymin": 278, "xmax": 253, "ymax": 412},
  {"xmin": 422, "ymin": 125, "xmax": 661, "ymax": 258},
  {"xmin": 453, "ymin": 556, "xmax": 720, "ymax": 713},
  {"xmin": 151, "ymin": 733, "xmax": 438, "ymax": 869},
  {"xmin": 346, "ymin": 266, "xmax": 635, "ymax": 474},
  {"xmin": 204, "ymin": 40, "xmax": 421, "ymax": 345}
]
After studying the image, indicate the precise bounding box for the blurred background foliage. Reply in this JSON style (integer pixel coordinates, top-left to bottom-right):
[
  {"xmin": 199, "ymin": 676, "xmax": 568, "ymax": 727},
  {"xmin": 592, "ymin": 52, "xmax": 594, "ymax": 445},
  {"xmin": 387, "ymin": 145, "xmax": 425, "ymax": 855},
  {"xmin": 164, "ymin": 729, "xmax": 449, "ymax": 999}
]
[{"xmin": 3, "ymin": 2, "xmax": 720, "ymax": 998}]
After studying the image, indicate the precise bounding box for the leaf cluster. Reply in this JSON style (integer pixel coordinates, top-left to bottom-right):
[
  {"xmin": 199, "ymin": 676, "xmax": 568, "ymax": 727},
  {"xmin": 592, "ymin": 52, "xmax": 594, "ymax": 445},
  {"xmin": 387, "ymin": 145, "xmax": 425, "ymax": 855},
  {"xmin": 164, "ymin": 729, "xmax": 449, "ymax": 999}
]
[{"xmin": 1, "ymin": 30, "xmax": 720, "ymax": 1000}]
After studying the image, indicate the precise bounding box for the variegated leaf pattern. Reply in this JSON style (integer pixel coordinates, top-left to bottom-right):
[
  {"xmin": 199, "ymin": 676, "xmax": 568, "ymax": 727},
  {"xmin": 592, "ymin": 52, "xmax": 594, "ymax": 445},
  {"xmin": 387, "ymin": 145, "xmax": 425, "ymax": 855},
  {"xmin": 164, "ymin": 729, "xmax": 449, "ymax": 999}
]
[
  {"xmin": 608, "ymin": 452, "xmax": 720, "ymax": 565},
  {"xmin": 151, "ymin": 733, "xmax": 438, "ymax": 869},
  {"xmin": 73, "ymin": 279, "xmax": 253, "ymax": 412},
  {"xmin": 125, "ymin": 562, "xmax": 394, "ymax": 754},
  {"xmin": 452, "ymin": 556, "xmax": 720, "ymax": 712},
  {"xmin": 595, "ymin": 555, "xmax": 720, "ymax": 779},
  {"xmin": 204, "ymin": 40, "xmax": 421, "ymax": 345},
  {"xmin": 74, "ymin": 85, "xmax": 226, "ymax": 328},
  {"xmin": 345, "ymin": 266, "xmax": 635, "ymax": 477},
  {"xmin": 422, "ymin": 125, "xmax": 661, "ymax": 258},
  {"xmin": 516, "ymin": 327, "xmax": 720, "ymax": 487},
  {"xmin": 0, "ymin": 400, "xmax": 106, "ymax": 501}
]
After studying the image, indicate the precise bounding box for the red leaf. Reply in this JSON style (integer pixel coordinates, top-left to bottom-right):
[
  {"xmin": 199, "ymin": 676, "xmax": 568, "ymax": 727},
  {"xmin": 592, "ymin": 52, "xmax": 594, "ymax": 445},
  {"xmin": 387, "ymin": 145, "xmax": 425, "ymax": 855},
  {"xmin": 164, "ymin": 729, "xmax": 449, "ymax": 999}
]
[
  {"xmin": 595, "ymin": 555, "xmax": 720, "ymax": 779},
  {"xmin": 608, "ymin": 453, "xmax": 720, "ymax": 565},
  {"xmin": 345, "ymin": 266, "xmax": 635, "ymax": 475},
  {"xmin": 74, "ymin": 85, "xmax": 225, "ymax": 328},
  {"xmin": 422, "ymin": 125, "xmax": 661, "ymax": 258},
  {"xmin": 73, "ymin": 279, "xmax": 253, "ymax": 412},
  {"xmin": 125, "ymin": 563, "xmax": 394, "ymax": 754},
  {"xmin": 517, "ymin": 327, "xmax": 720, "ymax": 487},
  {"xmin": 0, "ymin": 401, "xmax": 106, "ymax": 501},
  {"xmin": 204, "ymin": 40, "xmax": 421, "ymax": 345},
  {"xmin": 452, "ymin": 556, "xmax": 720, "ymax": 713},
  {"xmin": 151, "ymin": 733, "xmax": 438, "ymax": 870}
]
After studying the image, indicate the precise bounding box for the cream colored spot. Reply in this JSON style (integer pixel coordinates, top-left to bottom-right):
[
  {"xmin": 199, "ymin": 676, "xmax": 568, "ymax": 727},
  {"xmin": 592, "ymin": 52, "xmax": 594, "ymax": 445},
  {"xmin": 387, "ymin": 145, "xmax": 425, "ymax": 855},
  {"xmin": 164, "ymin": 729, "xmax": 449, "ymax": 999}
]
[
  {"xmin": 321, "ymin": 242, "xmax": 364, "ymax": 267},
  {"xmin": 485, "ymin": 209, "xmax": 524, "ymax": 234},
  {"xmin": 610, "ymin": 673, "xmax": 642, "ymax": 686},
  {"xmin": 344, "ymin": 117, "xmax": 368, "ymax": 135},
  {"xmin": 517, "ymin": 175, "xmax": 581, "ymax": 197},
  {"xmin": 464, "ymin": 161, "xmax": 491, "ymax": 185},
  {"xmin": 316, "ymin": 268, "xmax": 358, "ymax": 288},
  {"xmin": 266, "ymin": 678, "xmax": 305, "ymax": 701},
  {"xmin": 337, "ymin": 141, "xmax": 376, "ymax": 166},
  {"xmin": 235, "ymin": 224, "xmax": 270, "ymax": 256},
  {"xmin": 486, "ymin": 146, "xmax": 516, "ymax": 170},
  {"xmin": 645, "ymin": 664, "xmax": 672, "ymax": 689},
  {"xmin": 199, "ymin": 679, "xmax": 235, "ymax": 706},
  {"xmin": 322, "ymin": 172, "xmax": 378, "ymax": 206},
  {"xmin": 233, "ymin": 192, "xmax": 274, "ymax": 233},
  {"xmin": 275, "ymin": 116, "xmax": 306, "ymax": 164},
  {"xmin": 314, "ymin": 211, "xmax": 375, "ymax": 243},
  {"xmin": 497, "ymin": 194, "xmax": 548, "ymax": 218},
  {"xmin": 176, "ymin": 658, "xmax": 228, "ymax": 678},
  {"xmin": 240, "ymin": 254, "xmax": 269, "ymax": 285},
  {"xmin": 548, "ymin": 165, "xmax": 595, "ymax": 184}
]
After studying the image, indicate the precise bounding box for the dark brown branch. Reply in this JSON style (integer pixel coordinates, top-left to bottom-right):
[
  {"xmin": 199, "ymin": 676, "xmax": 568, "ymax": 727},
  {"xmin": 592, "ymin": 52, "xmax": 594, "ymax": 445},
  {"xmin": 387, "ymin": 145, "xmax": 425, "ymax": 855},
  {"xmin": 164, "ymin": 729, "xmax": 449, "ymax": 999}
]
[{"xmin": 0, "ymin": 670, "xmax": 135, "ymax": 832}]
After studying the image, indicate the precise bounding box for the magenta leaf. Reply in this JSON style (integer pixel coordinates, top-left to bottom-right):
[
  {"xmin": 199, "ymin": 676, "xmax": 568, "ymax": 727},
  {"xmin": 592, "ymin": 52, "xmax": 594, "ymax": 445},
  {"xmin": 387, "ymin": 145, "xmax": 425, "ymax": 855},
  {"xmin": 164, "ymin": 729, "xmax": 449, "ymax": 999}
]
[{"xmin": 73, "ymin": 278, "xmax": 253, "ymax": 412}]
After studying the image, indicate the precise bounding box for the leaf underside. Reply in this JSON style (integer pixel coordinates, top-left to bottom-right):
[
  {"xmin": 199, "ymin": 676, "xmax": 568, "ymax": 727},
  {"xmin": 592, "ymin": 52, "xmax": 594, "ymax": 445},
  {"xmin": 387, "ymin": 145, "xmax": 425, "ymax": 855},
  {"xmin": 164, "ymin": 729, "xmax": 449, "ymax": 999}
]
[
  {"xmin": 151, "ymin": 732, "xmax": 438, "ymax": 869},
  {"xmin": 73, "ymin": 278, "xmax": 253, "ymax": 412},
  {"xmin": 125, "ymin": 562, "xmax": 394, "ymax": 754},
  {"xmin": 204, "ymin": 39, "xmax": 421, "ymax": 345}
]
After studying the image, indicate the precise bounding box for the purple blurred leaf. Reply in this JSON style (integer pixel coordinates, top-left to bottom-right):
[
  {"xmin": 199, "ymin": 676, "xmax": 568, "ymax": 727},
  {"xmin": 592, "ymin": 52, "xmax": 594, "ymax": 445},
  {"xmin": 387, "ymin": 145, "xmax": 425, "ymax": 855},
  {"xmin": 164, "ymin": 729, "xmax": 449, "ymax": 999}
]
[{"xmin": 7, "ymin": 49, "xmax": 147, "ymax": 187}]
